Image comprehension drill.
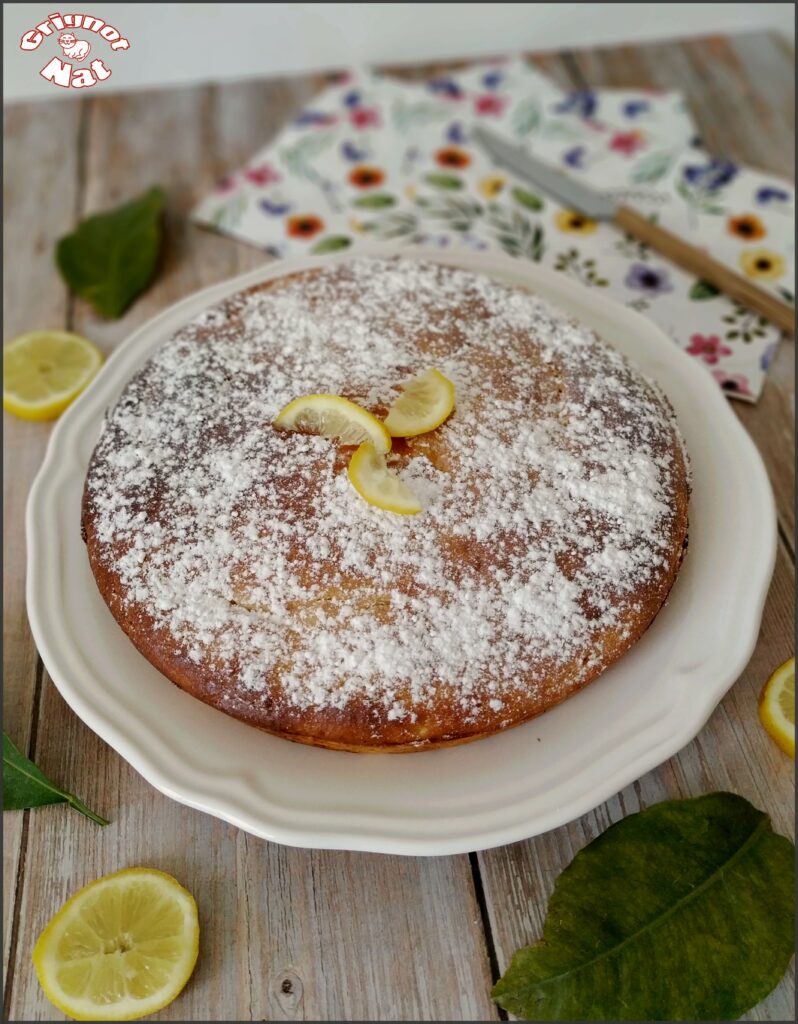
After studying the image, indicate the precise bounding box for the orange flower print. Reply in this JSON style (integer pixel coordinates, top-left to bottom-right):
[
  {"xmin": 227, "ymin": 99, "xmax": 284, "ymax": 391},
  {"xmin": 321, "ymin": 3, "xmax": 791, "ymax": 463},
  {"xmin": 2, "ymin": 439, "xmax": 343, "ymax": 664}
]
[
  {"xmin": 435, "ymin": 147, "xmax": 471, "ymax": 169},
  {"xmin": 348, "ymin": 165, "xmax": 385, "ymax": 188},
  {"xmin": 727, "ymin": 213, "xmax": 766, "ymax": 241},
  {"xmin": 286, "ymin": 214, "xmax": 325, "ymax": 239}
]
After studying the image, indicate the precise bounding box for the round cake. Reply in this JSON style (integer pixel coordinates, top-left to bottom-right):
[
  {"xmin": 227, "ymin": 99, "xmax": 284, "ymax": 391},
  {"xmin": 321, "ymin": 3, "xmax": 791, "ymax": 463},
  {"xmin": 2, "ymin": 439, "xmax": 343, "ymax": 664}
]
[{"xmin": 82, "ymin": 257, "xmax": 689, "ymax": 752}]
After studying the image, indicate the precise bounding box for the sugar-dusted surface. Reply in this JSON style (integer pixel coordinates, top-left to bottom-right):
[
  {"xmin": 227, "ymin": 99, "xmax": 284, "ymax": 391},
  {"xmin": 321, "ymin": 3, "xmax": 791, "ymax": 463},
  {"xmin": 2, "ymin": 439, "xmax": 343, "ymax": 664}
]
[{"xmin": 83, "ymin": 257, "xmax": 689, "ymax": 747}]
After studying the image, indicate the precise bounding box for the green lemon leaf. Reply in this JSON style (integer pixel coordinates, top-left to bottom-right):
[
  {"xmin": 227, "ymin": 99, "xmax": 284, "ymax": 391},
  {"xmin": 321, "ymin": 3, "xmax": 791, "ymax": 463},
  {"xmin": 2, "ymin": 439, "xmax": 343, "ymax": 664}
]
[
  {"xmin": 511, "ymin": 187, "xmax": 543, "ymax": 211},
  {"xmin": 493, "ymin": 793, "xmax": 794, "ymax": 1021},
  {"xmin": 56, "ymin": 186, "xmax": 165, "ymax": 319},
  {"xmin": 689, "ymin": 279, "xmax": 721, "ymax": 300},
  {"xmin": 310, "ymin": 235, "xmax": 352, "ymax": 253},
  {"xmin": 352, "ymin": 194, "xmax": 396, "ymax": 208},
  {"xmin": 3, "ymin": 733, "xmax": 108, "ymax": 825},
  {"xmin": 424, "ymin": 174, "xmax": 463, "ymax": 190}
]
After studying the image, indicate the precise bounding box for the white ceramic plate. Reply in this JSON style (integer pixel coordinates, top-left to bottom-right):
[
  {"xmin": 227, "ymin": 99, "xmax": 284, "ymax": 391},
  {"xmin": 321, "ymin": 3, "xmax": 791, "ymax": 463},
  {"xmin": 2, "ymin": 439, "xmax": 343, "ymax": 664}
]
[{"xmin": 27, "ymin": 246, "xmax": 776, "ymax": 856}]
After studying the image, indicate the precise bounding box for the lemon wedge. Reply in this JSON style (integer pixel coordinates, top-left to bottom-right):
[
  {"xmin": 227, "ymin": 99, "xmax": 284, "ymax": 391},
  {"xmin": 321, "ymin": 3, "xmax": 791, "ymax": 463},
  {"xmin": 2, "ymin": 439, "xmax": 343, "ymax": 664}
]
[
  {"xmin": 3, "ymin": 331, "xmax": 103, "ymax": 421},
  {"xmin": 383, "ymin": 368, "xmax": 455, "ymax": 438},
  {"xmin": 348, "ymin": 442, "xmax": 421, "ymax": 515},
  {"xmin": 274, "ymin": 393, "xmax": 391, "ymax": 454},
  {"xmin": 33, "ymin": 867, "xmax": 199, "ymax": 1021},
  {"xmin": 759, "ymin": 656, "xmax": 795, "ymax": 758}
]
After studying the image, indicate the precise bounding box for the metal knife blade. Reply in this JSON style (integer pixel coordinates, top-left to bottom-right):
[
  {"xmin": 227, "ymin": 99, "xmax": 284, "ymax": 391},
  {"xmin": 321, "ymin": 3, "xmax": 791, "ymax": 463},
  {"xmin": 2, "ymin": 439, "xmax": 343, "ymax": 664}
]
[{"xmin": 471, "ymin": 124, "xmax": 616, "ymax": 220}]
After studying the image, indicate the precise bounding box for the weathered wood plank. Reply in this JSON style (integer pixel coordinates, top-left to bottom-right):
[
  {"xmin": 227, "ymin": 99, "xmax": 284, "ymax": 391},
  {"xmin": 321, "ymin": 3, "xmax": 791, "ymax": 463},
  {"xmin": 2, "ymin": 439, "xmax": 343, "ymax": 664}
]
[
  {"xmin": 6, "ymin": 78, "xmax": 497, "ymax": 1022},
  {"xmin": 2, "ymin": 99, "xmax": 82, "ymax": 995}
]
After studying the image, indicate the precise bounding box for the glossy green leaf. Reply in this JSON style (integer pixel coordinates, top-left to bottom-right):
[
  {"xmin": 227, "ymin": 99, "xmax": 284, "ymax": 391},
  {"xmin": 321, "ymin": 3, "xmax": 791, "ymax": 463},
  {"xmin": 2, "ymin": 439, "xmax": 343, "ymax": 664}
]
[
  {"xmin": 310, "ymin": 235, "xmax": 352, "ymax": 253},
  {"xmin": 424, "ymin": 173, "xmax": 463, "ymax": 190},
  {"xmin": 511, "ymin": 187, "xmax": 543, "ymax": 211},
  {"xmin": 3, "ymin": 733, "xmax": 108, "ymax": 825},
  {"xmin": 352, "ymin": 194, "xmax": 396, "ymax": 208},
  {"xmin": 56, "ymin": 186, "xmax": 165, "ymax": 319},
  {"xmin": 493, "ymin": 793, "xmax": 794, "ymax": 1021},
  {"xmin": 689, "ymin": 279, "xmax": 721, "ymax": 300}
]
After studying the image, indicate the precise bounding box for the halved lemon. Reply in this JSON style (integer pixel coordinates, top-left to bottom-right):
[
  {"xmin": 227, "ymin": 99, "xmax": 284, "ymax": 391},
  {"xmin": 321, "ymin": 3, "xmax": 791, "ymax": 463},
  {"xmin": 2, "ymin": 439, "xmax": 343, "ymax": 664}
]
[
  {"xmin": 33, "ymin": 867, "xmax": 199, "ymax": 1021},
  {"xmin": 348, "ymin": 442, "xmax": 421, "ymax": 515},
  {"xmin": 274, "ymin": 394, "xmax": 391, "ymax": 454},
  {"xmin": 3, "ymin": 331, "xmax": 103, "ymax": 421},
  {"xmin": 759, "ymin": 656, "xmax": 795, "ymax": 758},
  {"xmin": 383, "ymin": 368, "xmax": 455, "ymax": 438}
]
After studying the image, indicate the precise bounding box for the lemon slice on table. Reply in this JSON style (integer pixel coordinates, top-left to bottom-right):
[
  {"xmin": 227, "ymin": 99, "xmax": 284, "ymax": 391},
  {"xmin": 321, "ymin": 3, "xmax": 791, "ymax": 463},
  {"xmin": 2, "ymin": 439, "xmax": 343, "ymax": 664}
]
[
  {"xmin": 33, "ymin": 867, "xmax": 199, "ymax": 1021},
  {"xmin": 274, "ymin": 394, "xmax": 391, "ymax": 454},
  {"xmin": 3, "ymin": 331, "xmax": 103, "ymax": 421},
  {"xmin": 759, "ymin": 656, "xmax": 795, "ymax": 758},
  {"xmin": 383, "ymin": 368, "xmax": 455, "ymax": 438},
  {"xmin": 348, "ymin": 442, "xmax": 421, "ymax": 515}
]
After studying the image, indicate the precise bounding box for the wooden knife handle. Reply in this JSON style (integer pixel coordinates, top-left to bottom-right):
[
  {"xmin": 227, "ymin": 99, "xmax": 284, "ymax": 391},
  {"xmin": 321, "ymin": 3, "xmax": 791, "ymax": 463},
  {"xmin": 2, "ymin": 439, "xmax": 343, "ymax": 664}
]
[{"xmin": 614, "ymin": 205, "xmax": 795, "ymax": 334}]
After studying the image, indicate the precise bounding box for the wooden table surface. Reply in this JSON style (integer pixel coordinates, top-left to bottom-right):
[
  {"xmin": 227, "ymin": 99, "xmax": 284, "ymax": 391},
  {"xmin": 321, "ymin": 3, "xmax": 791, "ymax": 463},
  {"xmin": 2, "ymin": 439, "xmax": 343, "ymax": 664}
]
[{"xmin": 3, "ymin": 32, "xmax": 795, "ymax": 1022}]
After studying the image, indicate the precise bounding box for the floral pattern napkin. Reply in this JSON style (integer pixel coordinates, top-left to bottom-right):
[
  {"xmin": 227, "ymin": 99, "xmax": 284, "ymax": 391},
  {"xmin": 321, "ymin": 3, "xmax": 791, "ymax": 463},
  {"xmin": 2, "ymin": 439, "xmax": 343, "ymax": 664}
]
[{"xmin": 193, "ymin": 58, "xmax": 795, "ymax": 402}]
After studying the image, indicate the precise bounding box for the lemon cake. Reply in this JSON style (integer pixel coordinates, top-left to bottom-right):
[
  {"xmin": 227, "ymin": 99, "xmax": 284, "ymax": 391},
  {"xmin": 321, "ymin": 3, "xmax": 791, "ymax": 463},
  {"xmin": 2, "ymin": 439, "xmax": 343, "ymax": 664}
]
[{"xmin": 82, "ymin": 257, "xmax": 690, "ymax": 752}]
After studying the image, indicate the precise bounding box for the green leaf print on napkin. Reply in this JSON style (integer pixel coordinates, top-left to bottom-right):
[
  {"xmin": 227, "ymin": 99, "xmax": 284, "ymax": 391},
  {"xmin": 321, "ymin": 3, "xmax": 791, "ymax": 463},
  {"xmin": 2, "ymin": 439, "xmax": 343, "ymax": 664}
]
[
  {"xmin": 424, "ymin": 174, "xmax": 464, "ymax": 190},
  {"xmin": 511, "ymin": 98, "xmax": 542, "ymax": 136},
  {"xmin": 511, "ymin": 187, "xmax": 544, "ymax": 211},
  {"xmin": 689, "ymin": 278, "xmax": 721, "ymax": 300},
  {"xmin": 630, "ymin": 149, "xmax": 678, "ymax": 184},
  {"xmin": 310, "ymin": 235, "xmax": 352, "ymax": 253},
  {"xmin": 493, "ymin": 793, "xmax": 795, "ymax": 1021}
]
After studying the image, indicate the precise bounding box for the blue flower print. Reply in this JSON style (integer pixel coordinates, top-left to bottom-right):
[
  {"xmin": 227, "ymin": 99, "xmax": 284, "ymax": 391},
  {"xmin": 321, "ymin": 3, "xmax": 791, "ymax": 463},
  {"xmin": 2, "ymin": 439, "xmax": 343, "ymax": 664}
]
[
  {"xmin": 563, "ymin": 146, "xmax": 586, "ymax": 170},
  {"xmin": 481, "ymin": 70, "xmax": 503, "ymax": 90},
  {"xmin": 622, "ymin": 99, "xmax": 650, "ymax": 118},
  {"xmin": 342, "ymin": 89, "xmax": 362, "ymax": 109},
  {"xmin": 259, "ymin": 198, "xmax": 292, "ymax": 216},
  {"xmin": 427, "ymin": 78, "xmax": 463, "ymax": 100},
  {"xmin": 446, "ymin": 121, "xmax": 466, "ymax": 145},
  {"xmin": 554, "ymin": 91, "xmax": 597, "ymax": 118},
  {"xmin": 625, "ymin": 263, "xmax": 674, "ymax": 296},
  {"xmin": 756, "ymin": 185, "xmax": 791, "ymax": 205},
  {"xmin": 682, "ymin": 159, "xmax": 738, "ymax": 191},
  {"xmin": 341, "ymin": 140, "xmax": 368, "ymax": 162}
]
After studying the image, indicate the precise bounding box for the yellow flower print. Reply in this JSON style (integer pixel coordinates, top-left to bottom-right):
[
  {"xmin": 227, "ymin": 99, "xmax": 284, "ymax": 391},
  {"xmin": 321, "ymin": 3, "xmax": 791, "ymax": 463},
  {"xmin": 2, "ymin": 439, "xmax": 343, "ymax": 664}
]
[
  {"xmin": 554, "ymin": 209, "xmax": 598, "ymax": 234},
  {"xmin": 348, "ymin": 216, "xmax": 367, "ymax": 234},
  {"xmin": 404, "ymin": 184, "xmax": 418, "ymax": 201},
  {"xmin": 478, "ymin": 175, "xmax": 506, "ymax": 198},
  {"xmin": 739, "ymin": 249, "xmax": 786, "ymax": 281}
]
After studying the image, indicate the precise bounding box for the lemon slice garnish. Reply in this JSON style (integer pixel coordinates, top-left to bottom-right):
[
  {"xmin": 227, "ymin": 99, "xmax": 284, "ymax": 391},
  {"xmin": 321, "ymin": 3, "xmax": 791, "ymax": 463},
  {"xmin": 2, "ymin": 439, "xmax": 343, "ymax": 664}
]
[
  {"xmin": 759, "ymin": 656, "xmax": 795, "ymax": 758},
  {"xmin": 383, "ymin": 368, "xmax": 455, "ymax": 438},
  {"xmin": 274, "ymin": 394, "xmax": 391, "ymax": 454},
  {"xmin": 348, "ymin": 442, "xmax": 421, "ymax": 515},
  {"xmin": 33, "ymin": 867, "xmax": 199, "ymax": 1021},
  {"xmin": 3, "ymin": 331, "xmax": 103, "ymax": 421}
]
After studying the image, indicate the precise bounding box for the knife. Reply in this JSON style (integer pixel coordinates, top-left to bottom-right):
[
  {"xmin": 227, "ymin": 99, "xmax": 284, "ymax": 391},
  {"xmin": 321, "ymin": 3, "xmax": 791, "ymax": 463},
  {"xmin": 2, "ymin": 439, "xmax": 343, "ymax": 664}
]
[{"xmin": 472, "ymin": 124, "xmax": 794, "ymax": 334}]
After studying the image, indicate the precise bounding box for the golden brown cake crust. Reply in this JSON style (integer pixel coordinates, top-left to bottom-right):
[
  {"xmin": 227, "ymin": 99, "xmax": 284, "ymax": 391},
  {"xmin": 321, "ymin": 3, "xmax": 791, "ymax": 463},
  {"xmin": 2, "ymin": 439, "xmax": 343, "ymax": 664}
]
[{"xmin": 82, "ymin": 258, "xmax": 689, "ymax": 752}]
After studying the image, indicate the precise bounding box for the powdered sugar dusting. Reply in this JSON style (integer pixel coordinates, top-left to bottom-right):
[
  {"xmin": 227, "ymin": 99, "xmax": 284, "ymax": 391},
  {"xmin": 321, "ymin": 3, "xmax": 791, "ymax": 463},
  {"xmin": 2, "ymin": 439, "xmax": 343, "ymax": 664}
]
[{"xmin": 84, "ymin": 257, "xmax": 688, "ymax": 736}]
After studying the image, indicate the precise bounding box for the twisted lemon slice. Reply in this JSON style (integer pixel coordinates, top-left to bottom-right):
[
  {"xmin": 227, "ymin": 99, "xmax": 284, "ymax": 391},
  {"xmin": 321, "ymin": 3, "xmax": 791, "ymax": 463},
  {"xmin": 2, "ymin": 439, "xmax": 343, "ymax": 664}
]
[
  {"xmin": 759, "ymin": 656, "xmax": 795, "ymax": 758},
  {"xmin": 33, "ymin": 867, "xmax": 199, "ymax": 1021},
  {"xmin": 3, "ymin": 330, "xmax": 103, "ymax": 421},
  {"xmin": 384, "ymin": 368, "xmax": 455, "ymax": 438},
  {"xmin": 274, "ymin": 394, "xmax": 391, "ymax": 454},
  {"xmin": 348, "ymin": 442, "xmax": 421, "ymax": 515}
]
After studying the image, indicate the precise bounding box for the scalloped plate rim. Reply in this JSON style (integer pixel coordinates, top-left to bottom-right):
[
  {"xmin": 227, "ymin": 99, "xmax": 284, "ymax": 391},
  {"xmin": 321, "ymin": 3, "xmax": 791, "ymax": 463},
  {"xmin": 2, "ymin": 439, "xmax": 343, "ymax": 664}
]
[{"xmin": 26, "ymin": 244, "xmax": 776, "ymax": 855}]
